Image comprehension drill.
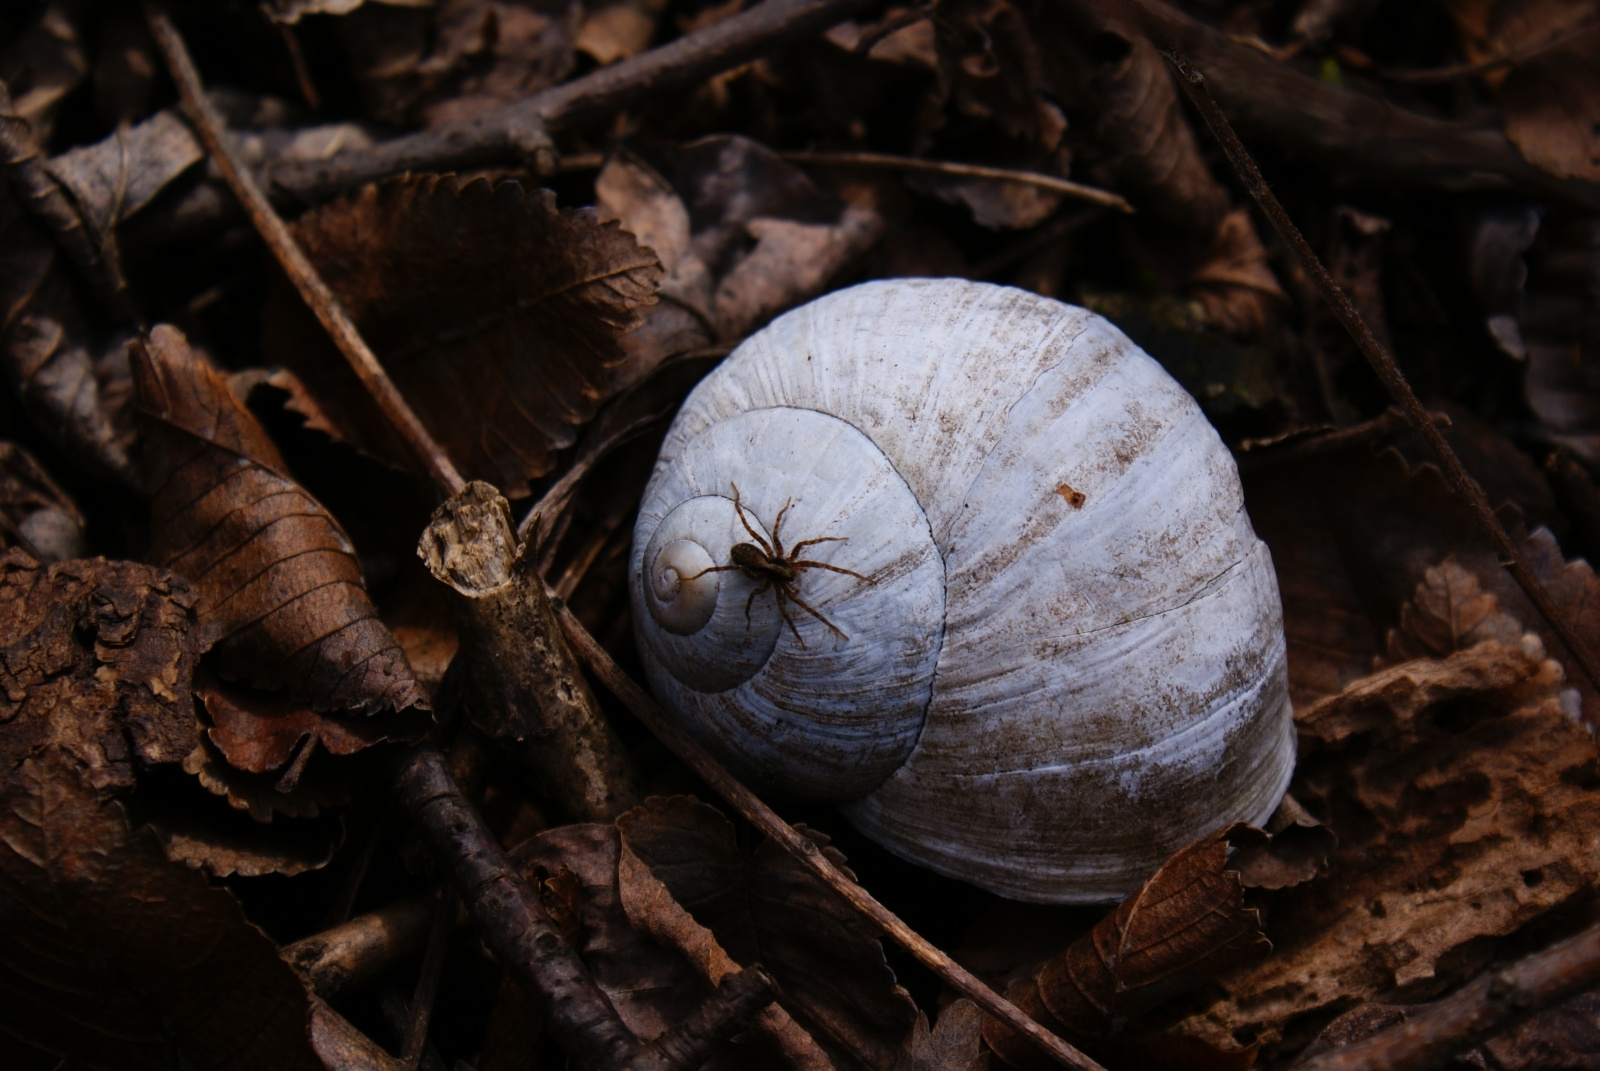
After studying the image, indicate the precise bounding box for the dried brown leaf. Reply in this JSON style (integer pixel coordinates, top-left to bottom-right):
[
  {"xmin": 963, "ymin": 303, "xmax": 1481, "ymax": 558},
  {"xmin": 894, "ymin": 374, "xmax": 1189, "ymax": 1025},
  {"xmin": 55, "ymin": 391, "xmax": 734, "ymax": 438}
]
[
  {"xmin": 1230, "ymin": 795, "xmax": 1336, "ymax": 891},
  {"xmin": 45, "ymin": 109, "xmax": 204, "ymax": 239},
  {"xmin": 932, "ymin": 0, "xmax": 1066, "ymax": 149},
  {"xmin": 0, "ymin": 441, "xmax": 86, "ymax": 562},
  {"xmin": 1490, "ymin": 0, "xmax": 1600, "ymax": 181},
  {"xmin": 1169, "ymin": 638, "xmax": 1598, "ymax": 1059},
  {"xmin": 513, "ymin": 821, "xmax": 800, "ymax": 1068},
  {"xmin": 617, "ymin": 838, "xmax": 835, "ymax": 1070},
  {"xmin": 0, "ymin": 191, "xmax": 137, "ymax": 485},
  {"xmin": 0, "ymin": 0, "xmax": 88, "ymax": 143},
  {"xmin": 618, "ymin": 795, "xmax": 919, "ymax": 1070},
  {"xmin": 200, "ymin": 675, "xmax": 393, "ymax": 773},
  {"xmin": 0, "ymin": 751, "xmax": 322, "ymax": 1070},
  {"xmin": 263, "ymin": 175, "xmax": 662, "ymax": 494},
  {"xmin": 1387, "ymin": 560, "xmax": 1526, "ymax": 661},
  {"xmin": 981, "ymin": 824, "xmax": 1270, "ymax": 1068},
  {"xmin": 131, "ymin": 324, "xmax": 429, "ymax": 726},
  {"xmin": 904, "ymin": 166, "xmax": 1065, "ymax": 230},
  {"xmin": 713, "ymin": 205, "xmax": 886, "ymax": 339},
  {"xmin": 1188, "ymin": 207, "xmax": 1288, "ymax": 338},
  {"xmin": 1083, "ymin": 27, "xmax": 1227, "ymax": 237},
  {"xmin": 895, "ymin": 999, "xmax": 989, "ymax": 1071},
  {"xmin": 595, "ymin": 148, "xmax": 717, "ymax": 388},
  {"xmin": 577, "ymin": 0, "xmax": 670, "ymax": 65},
  {"xmin": 597, "ymin": 147, "xmax": 715, "ymax": 318},
  {"xmin": 340, "ymin": 0, "xmax": 580, "ymax": 128},
  {"xmin": 0, "ymin": 551, "xmax": 317, "ymax": 1069}
]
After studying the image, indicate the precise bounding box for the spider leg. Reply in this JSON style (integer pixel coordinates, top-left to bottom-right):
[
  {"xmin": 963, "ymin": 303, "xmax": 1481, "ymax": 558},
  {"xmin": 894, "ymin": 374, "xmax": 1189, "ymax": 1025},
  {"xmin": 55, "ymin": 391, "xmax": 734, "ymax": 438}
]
[
  {"xmin": 788, "ymin": 535, "xmax": 846, "ymax": 556},
  {"xmin": 792, "ymin": 561, "xmax": 875, "ymax": 583},
  {"xmin": 743, "ymin": 580, "xmax": 771, "ymax": 626},
  {"xmin": 728, "ymin": 482, "xmax": 774, "ymax": 557},
  {"xmin": 683, "ymin": 563, "xmax": 743, "ymax": 581},
  {"xmin": 787, "ymin": 590, "xmax": 849, "ymax": 640},
  {"xmin": 774, "ymin": 586, "xmax": 807, "ymax": 649},
  {"xmin": 770, "ymin": 497, "xmax": 793, "ymax": 557}
]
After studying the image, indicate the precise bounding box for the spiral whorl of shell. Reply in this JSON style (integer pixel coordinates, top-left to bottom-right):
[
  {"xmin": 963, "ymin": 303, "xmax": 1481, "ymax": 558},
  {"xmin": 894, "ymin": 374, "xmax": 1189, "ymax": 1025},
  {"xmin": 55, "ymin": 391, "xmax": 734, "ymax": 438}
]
[{"xmin": 630, "ymin": 278, "xmax": 1294, "ymax": 903}]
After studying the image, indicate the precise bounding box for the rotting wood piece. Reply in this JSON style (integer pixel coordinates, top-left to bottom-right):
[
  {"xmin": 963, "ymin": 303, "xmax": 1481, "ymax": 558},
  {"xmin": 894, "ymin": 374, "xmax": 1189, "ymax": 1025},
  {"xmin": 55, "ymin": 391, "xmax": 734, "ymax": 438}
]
[
  {"xmin": 420, "ymin": 481, "xmax": 641, "ymax": 823},
  {"xmin": 1291, "ymin": 918, "xmax": 1600, "ymax": 1071}
]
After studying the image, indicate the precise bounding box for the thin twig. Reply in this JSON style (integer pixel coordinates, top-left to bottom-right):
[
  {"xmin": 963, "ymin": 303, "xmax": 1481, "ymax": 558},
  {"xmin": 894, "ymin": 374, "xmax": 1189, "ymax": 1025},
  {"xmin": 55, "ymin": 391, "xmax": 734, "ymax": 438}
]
[
  {"xmin": 628, "ymin": 967, "xmax": 780, "ymax": 1071},
  {"xmin": 781, "ymin": 150, "xmax": 1134, "ymax": 212},
  {"xmin": 142, "ymin": 2, "xmax": 466, "ymax": 495},
  {"xmin": 1158, "ymin": 45, "xmax": 1600, "ymax": 700},
  {"xmin": 283, "ymin": 894, "xmax": 437, "ymax": 999},
  {"xmin": 1374, "ymin": 17, "xmax": 1598, "ymax": 85},
  {"xmin": 0, "ymin": 81, "xmax": 138, "ymax": 323},
  {"xmin": 550, "ymin": 594, "xmax": 1108, "ymax": 1071},
  {"xmin": 419, "ymin": 483, "xmax": 642, "ymax": 822},
  {"xmin": 1292, "ymin": 918, "xmax": 1600, "ymax": 1071},
  {"xmin": 400, "ymin": 887, "xmax": 456, "ymax": 1068},
  {"xmin": 264, "ymin": 0, "xmax": 879, "ymax": 203},
  {"xmin": 391, "ymin": 745, "xmax": 639, "ymax": 1067}
]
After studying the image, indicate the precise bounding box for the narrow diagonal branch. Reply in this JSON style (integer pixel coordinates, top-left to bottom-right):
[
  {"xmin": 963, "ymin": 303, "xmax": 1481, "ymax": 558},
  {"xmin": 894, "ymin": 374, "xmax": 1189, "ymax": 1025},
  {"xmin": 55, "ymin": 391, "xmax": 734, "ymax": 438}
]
[
  {"xmin": 142, "ymin": 2, "xmax": 466, "ymax": 495},
  {"xmin": 550, "ymin": 593, "xmax": 1108, "ymax": 1071},
  {"xmin": 628, "ymin": 967, "xmax": 780, "ymax": 1071},
  {"xmin": 391, "ymin": 745, "xmax": 639, "ymax": 1067},
  {"xmin": 1157, "ymin": 44, "xmax": 1600, "ymax": 700}
]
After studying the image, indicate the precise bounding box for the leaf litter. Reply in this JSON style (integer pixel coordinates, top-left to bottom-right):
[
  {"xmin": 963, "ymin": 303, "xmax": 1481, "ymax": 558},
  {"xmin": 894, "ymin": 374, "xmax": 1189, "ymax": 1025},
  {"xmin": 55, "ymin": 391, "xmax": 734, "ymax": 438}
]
[{"xmin": 2, "ymin": 0, "xmax": 1600, "ymax": 1067}]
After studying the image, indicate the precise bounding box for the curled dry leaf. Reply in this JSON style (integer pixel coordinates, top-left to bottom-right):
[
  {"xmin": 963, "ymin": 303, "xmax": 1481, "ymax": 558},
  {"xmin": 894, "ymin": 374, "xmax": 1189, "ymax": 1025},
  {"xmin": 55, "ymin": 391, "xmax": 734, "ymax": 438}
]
[
  {"xmin": 1075, "ymin": 22, "xmax": 1227, "ymax": 237},
  {"xmin": 263, "ymin": 175, "xmax": 662, "ymax": 495},
  {"xmin": 612, "ymin": 136, "xmax": 888, "ymax": 345},
  {"xmin": 45, "ymin": 109, "xmax": 204, "ymax": 241},
  {"xmin": 1187, "ymin": 207, "xmax": 1288, "ymax": 339},
  {"xmin": 980, "ymin": 823, "xmax": 1270, "ymax": 1069},
  {"xmin": 1169, "ymin": 634, "xmax": 1598, "ymax": 1059},
  {"xmin": 932, "ymin": 0, "xmax": 1066, "ymax": 149},
  {"xmin": 131, "ymin": 324, "xmax": 429, "ymax": 727},
  {"xmin": 1488, "ymin": 0, "xmax": 1600, "ymax": 181},
  {"xmin": 1230, "ymin": 794, "xmax": 1336, "ymax": 892},
  {"xmin": 618, "ymin": 796, "xmax": 920, "ymax": 1070},
  {"xmin": 0, "ymin": 551, "xmax": 319, "ymax": 1070},
  {"xmin": 0, "ymin": 191, "xmax": 138, "ymax": 486},
  {"xmin": 0, "ymin": 441, "xmax": 87, "ymax": 562}
]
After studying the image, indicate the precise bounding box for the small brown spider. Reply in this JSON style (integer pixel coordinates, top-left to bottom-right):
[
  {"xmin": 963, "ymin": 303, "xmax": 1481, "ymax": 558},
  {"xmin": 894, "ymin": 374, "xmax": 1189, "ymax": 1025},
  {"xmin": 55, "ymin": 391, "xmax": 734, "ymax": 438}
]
[{"xmin": 687, "ymin": 484, "xmax": 872, "ymax": 647}]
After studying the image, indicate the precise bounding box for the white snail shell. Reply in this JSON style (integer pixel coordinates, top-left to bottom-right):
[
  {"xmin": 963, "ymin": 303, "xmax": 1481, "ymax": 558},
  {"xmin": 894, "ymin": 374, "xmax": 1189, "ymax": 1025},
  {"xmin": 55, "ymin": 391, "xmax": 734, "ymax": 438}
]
[{"xmin": 630, "ymin": 278, "xmax": 1294, "ymax": 903}]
